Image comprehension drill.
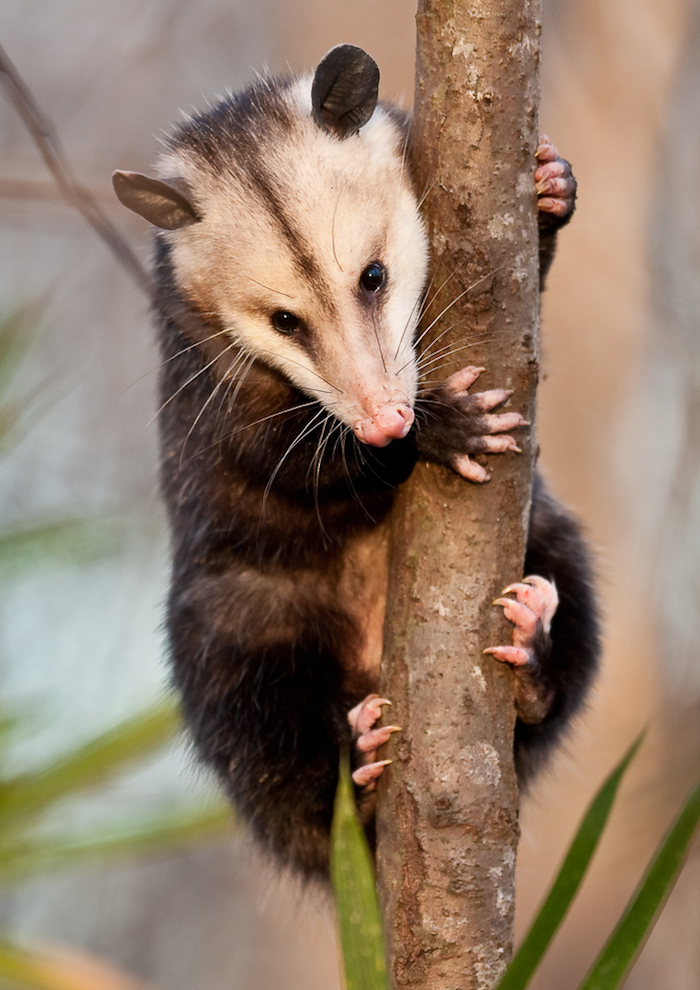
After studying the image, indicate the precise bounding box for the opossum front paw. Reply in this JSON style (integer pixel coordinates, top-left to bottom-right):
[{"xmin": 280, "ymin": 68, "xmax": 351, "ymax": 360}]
[
  {"xmin": 536, "ymin": 135, "xmax": 576, "ymax": 222},
  {"xmin": 347, "ymin": 694, "xmax": 400, "ymax": 790},
  {"xmin": 484, "ymin": 575, "xmax": 558, "ymax": 724},
  {"xmin": 417, "ymin": 366, "xmax": 529, "ymax": 484}
]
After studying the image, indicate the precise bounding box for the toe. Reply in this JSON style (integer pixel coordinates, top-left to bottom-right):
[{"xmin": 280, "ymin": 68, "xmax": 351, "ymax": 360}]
[
  {"xmin": 537, "ymin": 196, "xmax": 569, "ymax": 217},
  {"xmin": 352, "ymin": 760, "xmax": 392, "ymax": 788},
  {"xmin": 348, "ymin": 695, "xmax": 392, "ymax": 737},
  {"xmin": 481, "ymin": 435, "xmax": 522, "ymax": 454},
  {"xmin": 483, "ymin": 645, "xmax": 532, "ymax": 666},
  {"xmin": 493, "ymin": 596, "xmax": 539, "ymax": 640},
  {"xmin": 535, "ymin": 135, "xmax": 558, "ymax": 162},
  {"xmin": 444, "ymin": 366, "xmax": 485, "ymax": 395},
  {"xmin": 522, "ymin": 575, "xmax": 558, "ymax": 631},
  {"xmin": 453, "ymin": 454, "xmax": 490, "ymax": 483},
  {"xmin": 355, "ymin": 725, "xmax": 401, "ymax": 754},
  {"xmin": 482, "ymin": 411, "xmax": 529, "ymax": 433}
]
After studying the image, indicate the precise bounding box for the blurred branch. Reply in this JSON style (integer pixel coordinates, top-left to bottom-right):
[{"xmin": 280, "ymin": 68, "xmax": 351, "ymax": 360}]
[
  {"xmin": 0, "ymin": 178, "xmax": 114, "ymax": 205},
  {"xmin": 0, "ymin": 42, "xmax": 152, "ymax": 298}
]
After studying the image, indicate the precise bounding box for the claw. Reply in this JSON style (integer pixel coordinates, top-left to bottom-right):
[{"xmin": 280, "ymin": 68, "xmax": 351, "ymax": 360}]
[
  {"xmin": 481, "ymin": 435, "xmax": 522, "ymax": 454},
  {"xmin": 537, "ymin": 196, "xmax": 570, "ymax": 217},
  {"xmin": 453, "ymin": 454, "xmax": 490, "ymax": 483},
  {"xmin": 472, "ymin": 388, "xmax": 513, "ymax": 412},
  {"xmin": 348, "ymin": 695, "xmax": 391, "ymax": 736},
  {"xmin": 355, "ymin": 725, "xmax": 402, "ymax": 754},
  {"xmin": 352, "ymin": 760, "xmax": 392, "ymax": 788},
  {"xmin": 482, "ymin": 411, "xmax": 529, "ymax": 433},
  {"xmin": 535, "ymin": 135, "xmax": 559, "ymax": 163},
  {"xmin": 483, "ymin": 645, "xmax": 531, "ymax": 666},
  {"xmin": 492, "ymin": 596, "xmax": 539, "ymax": 641},
  {"xmin": 444, "ymin": 365, "xmax": 485, "ymax": 395}
]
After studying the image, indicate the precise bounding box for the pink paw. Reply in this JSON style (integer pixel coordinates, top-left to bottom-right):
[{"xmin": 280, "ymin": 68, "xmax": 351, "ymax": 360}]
[
  {"xmin": 347, "ymin": 694, "xmax": 400, "ymax": 789},
  {"xmin": 535, "ymin": 135, "xmax": 576, "ymax": 220},
  {"xmin": 444, "ymin": 367, "xmax": 529, "ymax": 484},
  {"xmin": 484, "ymin": 574, "xmax": 559, "ymax": 667}
]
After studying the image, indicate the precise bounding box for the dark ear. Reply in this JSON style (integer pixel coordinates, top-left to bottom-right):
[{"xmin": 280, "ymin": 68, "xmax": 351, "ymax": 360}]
[
  {"xmin": 112, "ymin": 171, "xmax": 201, "ymax": 230},
  {"xmin": 311, "ymin": 44, "xmax": 379, "ymax": 139}
]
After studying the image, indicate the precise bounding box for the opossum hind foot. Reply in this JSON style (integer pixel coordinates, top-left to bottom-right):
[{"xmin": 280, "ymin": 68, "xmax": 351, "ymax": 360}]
[
  {"xmin": 485, "ymin": 575, "xmax": 559, "ymax": 725},
  {"xmin": 348, "ymin": 694, "xmax": 400, "ymax": 790}
]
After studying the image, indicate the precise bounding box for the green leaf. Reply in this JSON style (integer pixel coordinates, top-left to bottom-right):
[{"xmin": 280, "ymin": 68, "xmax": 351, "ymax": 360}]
[
  {"xmin": 0, "ymin": 307, "xmax": 41, "ymax": 452},
  {"xmin": 0, "ymin": 937, "xmax": 155, "ymax": 989},
  {"xmin": 0, "ymin": 801, "xmax": 232, "ymax": 885},
  {"xmin": 0, "ymin": 517, "xmax": 127, "ymax": 581},
  {"xmin": 330, "ymin": 751, "xmax": 389, "ymax": 990},
  {"xmin": 496, "ymin": 734, "xmax": 644, "ymax": 990},
  {"xmin": 577, "ymin": 779, "xmax": 700, "ymax": 990},
  {"xmin": 0, "ymin": 308, "xmax": 36, "ymax": 403},
  {"xmin": 0, "ymin": 700, "xmax": 181, "ymax": 831}
]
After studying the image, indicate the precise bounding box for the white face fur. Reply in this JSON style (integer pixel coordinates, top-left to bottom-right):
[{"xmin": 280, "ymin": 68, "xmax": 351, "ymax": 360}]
[{"xmin": 158, "ymin": 76, "xmax": 429, "ymax": 447}]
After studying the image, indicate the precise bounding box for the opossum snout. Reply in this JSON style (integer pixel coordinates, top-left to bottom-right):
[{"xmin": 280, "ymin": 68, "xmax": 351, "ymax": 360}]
[{"xmin": 354, "ymin": 404, "xmax": 414, "ymax": 447}]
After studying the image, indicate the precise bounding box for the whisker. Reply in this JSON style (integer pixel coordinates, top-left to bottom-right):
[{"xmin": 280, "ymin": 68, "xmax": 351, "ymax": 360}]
[
  {"xmin": 148, "ymin": 342, "xmax": 235, "ymax": 427},
  {"xmin": 412, "ymin": 265, "xmax": 504, "ymax": 354},
  {"xmin": 178, "ymin": 398, "xmax": 321, "ymax": 466},
  {"xmin": 244, "ymin": 273, "xmax": 293, "ymax": 299},
  {"xmin": 416, "ymin": 336, "xmax": 510, "ymax": 383},
  {"xmin": 257, "ymin": 349, "xmax": 341, "ymax": 394},
  {"xmin": 331, "ymin": 190, "xmax": 344, "ymax": 272},
  {"xmin": 393, "ymin": 265, "xmax": 443, "ymax": 363},
  {"xmin": 178, "ymin": 365, "xmax": 230, "ymax": 465},
  {"xmin": 215, "ymin": 349, "xmax": 254, "ymax": 418},
  {"xmin": 417, "ymin": 177, "xmax": 436, "ymax": 210},
  {"xmin": 416, "ymin": 309, "xmax": 513, "ymax": 362},
  {"xmin": 374, "ymin": 324, "xmax": 388, "ymax": 373},
  {"xmin": 310, "ymin": 413, "xmax": 337, "ymax": 540},
  {"xmin": 392, "ymin": 258, "xmax": 469, "ymax": 365},
  {"xmin": 417, "ymin": 329, "xmax": 513, "ymax": 370},
  {"xmin": 417, "ymin": 258, "xmax": 467, "ymax": 324},
  {"xmin": 263, "ymin": 407, "xmax": 328, "ymax": 504},
  {"xmin": 398, "ymin": 116, "xmax": 412, "ymax": 190},
  {"xmin": 225, "ymin": 353, "xmax": 257, "ymax": 413},
  {"xmin": 121, "ymin": 326, "xmax": 234, "ymax": 398},
  {"xmin": 248, "ymin": 400, "xmax": 320, "ymax": 436}
]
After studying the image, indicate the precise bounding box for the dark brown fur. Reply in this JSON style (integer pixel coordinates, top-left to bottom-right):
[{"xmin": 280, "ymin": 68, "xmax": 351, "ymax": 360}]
[{"xmin": 139, "ymin": 61, "xmax": 598, "ymax": 879}]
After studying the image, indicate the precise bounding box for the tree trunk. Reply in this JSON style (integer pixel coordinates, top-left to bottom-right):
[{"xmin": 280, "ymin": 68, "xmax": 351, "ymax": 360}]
[{"xmin": 375, "ymin": 2, "xmax": 542, "ymax": 988}]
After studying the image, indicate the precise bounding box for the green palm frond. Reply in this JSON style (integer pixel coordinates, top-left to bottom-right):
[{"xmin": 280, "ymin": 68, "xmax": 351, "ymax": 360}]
[
  {"xmin": 0, "ymin": 701, "xmax": 181, "ymax": 834},
  {"xmin": 578, "ymin": 780, "xmax": 700, "ymax": 989},
  {"xmin": 496, "ymin": 734, "xmax": 644, "ymax": 990},
  {"xmin": 0, "ymin": 801, "xmax": 232, "ymax": 886},
  {"xmin": 0, "ymin": 518, "xmax": 128, "ymax": 581},
  {"xmin": 331, "ymin": 751, "xmax": 389, "ymax": 990}
]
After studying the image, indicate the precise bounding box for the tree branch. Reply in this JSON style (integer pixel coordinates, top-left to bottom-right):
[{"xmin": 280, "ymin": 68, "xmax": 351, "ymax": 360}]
[
  {"xmin": 376, "ymin": 1, "xmax": 542, "ymax": 987},
  {"xmin": 0, "ymin": 42, "xmax": 153, "ymax": 297}
]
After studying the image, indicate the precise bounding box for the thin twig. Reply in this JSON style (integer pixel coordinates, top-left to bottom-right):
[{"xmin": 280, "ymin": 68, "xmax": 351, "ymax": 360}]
[{"xmin": 0, "ymin": 41, "xmax": 153, "ymax": 297}]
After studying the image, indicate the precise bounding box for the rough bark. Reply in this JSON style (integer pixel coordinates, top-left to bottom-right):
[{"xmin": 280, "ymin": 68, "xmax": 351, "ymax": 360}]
[{"xmin": 376, "ymin": 2, "xmax": 542, "ymax": 988}]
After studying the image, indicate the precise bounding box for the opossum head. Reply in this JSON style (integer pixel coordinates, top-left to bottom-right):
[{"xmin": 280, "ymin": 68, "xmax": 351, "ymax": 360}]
[{"xmin": 114, "ymin": 45, "xmax": 429, "ymax": 447}]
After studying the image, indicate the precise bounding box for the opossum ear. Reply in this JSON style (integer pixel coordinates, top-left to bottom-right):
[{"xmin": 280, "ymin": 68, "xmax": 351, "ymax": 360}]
[
  {"xmin": 311, "ymin": 44, "xmax": 379, "ymax": 139},
  {"xmin": 112, "ymin": 171, "xmax": 201, "ymax": 230}
]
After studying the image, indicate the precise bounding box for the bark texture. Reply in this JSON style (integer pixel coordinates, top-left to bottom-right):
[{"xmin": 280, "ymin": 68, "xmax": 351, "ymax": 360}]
[{"xmin": 376, "ymin": 1, "xmax": 542, "ymax": 987}]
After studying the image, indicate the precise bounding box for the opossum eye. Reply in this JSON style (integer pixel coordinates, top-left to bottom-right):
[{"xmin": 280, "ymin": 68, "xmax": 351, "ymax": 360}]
[
  {"xmin": 360, "ymin": 263, "xmax": 386, "ymax": 293},
  {"xmin": 271, "ymin": 310, "xmax": 301, "ymax": 335}
]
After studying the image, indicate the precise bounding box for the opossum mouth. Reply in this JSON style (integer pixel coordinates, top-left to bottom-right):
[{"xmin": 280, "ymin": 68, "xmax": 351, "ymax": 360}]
[{"xmin": 354, "ymin": 404, "xmax": 415, "ymax": 447}]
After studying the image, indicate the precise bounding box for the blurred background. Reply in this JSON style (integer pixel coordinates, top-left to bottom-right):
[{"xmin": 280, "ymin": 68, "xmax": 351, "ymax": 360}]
[{"xmin": 0, "ymin": 0, "xmax": 698, "ymax": 988}]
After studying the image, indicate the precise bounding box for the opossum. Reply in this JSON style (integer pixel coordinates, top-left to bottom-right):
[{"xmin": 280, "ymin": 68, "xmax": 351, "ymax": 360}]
[{"xmin": 113, "ymin": 44, "xmax": 599, "ymax": 879}]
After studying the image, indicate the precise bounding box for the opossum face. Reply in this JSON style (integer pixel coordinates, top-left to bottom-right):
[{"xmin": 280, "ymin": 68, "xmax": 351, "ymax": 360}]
[{"xmin": 114, "ymin": 46, "xmax": 429, "ymax": 447}]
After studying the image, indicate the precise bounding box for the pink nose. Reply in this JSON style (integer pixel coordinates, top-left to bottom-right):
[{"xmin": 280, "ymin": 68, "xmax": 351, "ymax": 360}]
[{"xmin": 354, "ymin": 404, "xmax": 415, "ymax": 447}]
